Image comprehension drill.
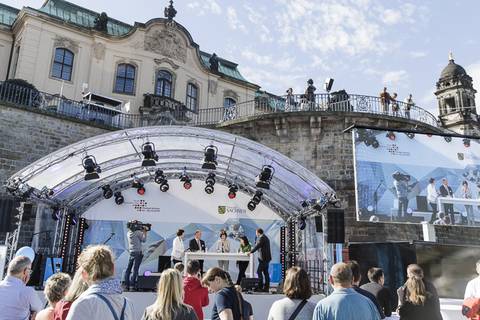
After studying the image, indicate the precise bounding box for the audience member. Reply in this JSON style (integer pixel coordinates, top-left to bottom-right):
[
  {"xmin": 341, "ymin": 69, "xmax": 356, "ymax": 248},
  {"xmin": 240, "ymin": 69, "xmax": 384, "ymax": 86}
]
[
  {"xmin": 465, "ymin": 260, "xmax": 480, "ymax": 299},
  {"xmin": 216, "ymin": 230, "xmax": 231, "ymax": 271},
  {"xmin": 267, "ymin": 267, "xmax": 315, "ymax": 320},
  {"xmin": 433, "ymin": 212, "xmax": 448, "ymax": 225},
  {"xmin": 203, "ymin": 267, "xmax": 245, "ymax": 320},
  {"xmin": 184, "ymin": 260, "xmax": 209, "ymax": 320},
  {"xmin": 313, "ymin": 262, "xmax": 380, "ymax": 320},
  {"xmin": 234, "ymin": 285, "xmax": 254, "ymax": 320},
  {"xmin": 174, "ymin": 262, "xmax": 184, "ymax": 274},
  {"xmin": 397, "ymin": 264, "xmax": 442, "ymax": 320},
  {"xmin": 142, "ymin": 268, "xmax": 197, "ymax": 320},
  {"xmin": 37, "ymin": 273, "xmax": 72, "ymax": 320},
  {"xmin": 249, "ymin": 228, "xmax": 271, "ymax": 292},
  {"xmin": 66, "ymin": 245, "xmax": 135, "ymax": 320},
  {"xmin": 54, "ymin": 267, "xmax": 89, "ymax": 320},
  {"xmin": 236, "ymin": 236, "xmax": 251, "ymax": 285},
  {"xmin": 0, "ymin": 256, "xmax": 43, "ymax": 320},
  {"xmin": 360, "ymin": 267, "xmax": 392, "ymax": 317},
  {"xmin": 347, "ymin": 260, "xmax": 385, "ymax": 318}
]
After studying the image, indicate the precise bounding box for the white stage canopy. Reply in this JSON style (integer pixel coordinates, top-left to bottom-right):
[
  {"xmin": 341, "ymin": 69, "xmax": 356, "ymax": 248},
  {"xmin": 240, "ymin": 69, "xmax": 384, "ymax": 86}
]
[{"xmin": 7, "ymin": 126, "xmax": 334, "ymax": 219}]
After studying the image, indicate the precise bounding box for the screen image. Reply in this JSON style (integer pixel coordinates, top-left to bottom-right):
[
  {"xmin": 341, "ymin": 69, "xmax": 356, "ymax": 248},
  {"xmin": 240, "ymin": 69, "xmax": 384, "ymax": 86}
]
[{"xmin": 353, "ymin": 128, "xmax": 480, "ymax": 226}]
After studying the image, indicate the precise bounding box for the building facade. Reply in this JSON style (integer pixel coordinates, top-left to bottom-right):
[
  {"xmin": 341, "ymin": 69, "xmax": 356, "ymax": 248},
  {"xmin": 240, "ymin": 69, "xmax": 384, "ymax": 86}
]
[{"xmin": 0, "ymin": 0, "xmax": 259, "ymax": 114}]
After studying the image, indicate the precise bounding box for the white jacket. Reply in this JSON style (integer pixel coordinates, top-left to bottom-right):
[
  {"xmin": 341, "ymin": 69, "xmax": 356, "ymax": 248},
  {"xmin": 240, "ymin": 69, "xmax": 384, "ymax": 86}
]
[
  {"xmin": 427, "ymin": 183, "xmax": 438, "ymax": 204},
  {"xmin": 171, "ymin": 236, "xmax": 185, "ymax": 260}
]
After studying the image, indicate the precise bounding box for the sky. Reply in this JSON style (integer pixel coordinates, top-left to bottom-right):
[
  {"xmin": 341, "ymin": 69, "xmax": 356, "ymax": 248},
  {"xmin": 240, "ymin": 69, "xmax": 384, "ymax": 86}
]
[{"xmin": 3, "ymin": 0, "xmax": 480, "ymax": 116}]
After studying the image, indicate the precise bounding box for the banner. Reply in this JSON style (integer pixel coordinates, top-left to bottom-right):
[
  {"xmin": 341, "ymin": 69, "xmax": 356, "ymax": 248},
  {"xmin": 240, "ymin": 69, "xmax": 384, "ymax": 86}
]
[{"xmin": 353, "ymin": 128, "xmax": 480, "ymax": 227}]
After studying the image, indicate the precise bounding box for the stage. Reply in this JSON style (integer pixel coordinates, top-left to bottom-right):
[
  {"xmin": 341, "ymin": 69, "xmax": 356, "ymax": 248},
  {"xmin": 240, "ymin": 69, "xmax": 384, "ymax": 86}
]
[{"xmin": 35, "ymin": 291, "xmax": 464, "ymax": 320}]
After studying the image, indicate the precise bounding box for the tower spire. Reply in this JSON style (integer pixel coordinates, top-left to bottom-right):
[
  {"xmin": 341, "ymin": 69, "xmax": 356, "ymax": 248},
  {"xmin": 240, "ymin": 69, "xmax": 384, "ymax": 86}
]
[
  {"xmin": 448, "ymin": 51, "xmax": 454, "ymax": 62},
  {"xmin": 164, "ymin": 0, "xmax": 177, "ymax": 21}
]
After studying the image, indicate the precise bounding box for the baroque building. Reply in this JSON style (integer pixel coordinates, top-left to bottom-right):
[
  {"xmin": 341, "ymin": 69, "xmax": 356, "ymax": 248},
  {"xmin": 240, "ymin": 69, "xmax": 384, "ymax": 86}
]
[{"xmin": 0, "ymin": 0, "xmax": 259, "ymax": 115}]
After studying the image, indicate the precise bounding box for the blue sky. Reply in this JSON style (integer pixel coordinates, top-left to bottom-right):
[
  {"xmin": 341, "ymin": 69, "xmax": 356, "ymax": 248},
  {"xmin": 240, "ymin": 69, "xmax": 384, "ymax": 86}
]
[{"xmin": 4, "ymin": 0, "xmax": 480, "ymax": 116}]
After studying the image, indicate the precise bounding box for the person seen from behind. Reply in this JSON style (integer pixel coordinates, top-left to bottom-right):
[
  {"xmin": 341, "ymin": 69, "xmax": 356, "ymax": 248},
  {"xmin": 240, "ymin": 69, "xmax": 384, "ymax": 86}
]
[
  {"xmin": 184, "ymin": 260, "xmax": 209, "ymax": 320},
  {"xmin": 37, "ymin": 272, "xmax": 71, "ymax": 320}
]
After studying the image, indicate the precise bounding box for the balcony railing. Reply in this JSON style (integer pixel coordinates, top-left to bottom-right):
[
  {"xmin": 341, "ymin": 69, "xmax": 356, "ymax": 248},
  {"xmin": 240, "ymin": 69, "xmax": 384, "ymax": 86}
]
[{"xmin": 0, "ymin": 81, "xmax": 440, "ymax": 129}]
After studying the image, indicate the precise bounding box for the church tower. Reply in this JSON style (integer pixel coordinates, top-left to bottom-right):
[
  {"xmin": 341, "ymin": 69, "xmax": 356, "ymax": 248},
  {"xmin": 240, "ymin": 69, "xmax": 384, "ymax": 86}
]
[{"xmin": 435, "ymin": 53, "xmax": 479, "ymax": 135}]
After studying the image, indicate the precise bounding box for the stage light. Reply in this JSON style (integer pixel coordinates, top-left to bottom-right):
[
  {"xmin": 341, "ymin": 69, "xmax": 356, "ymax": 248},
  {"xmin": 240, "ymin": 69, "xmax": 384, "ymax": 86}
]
[
  {"xmin": 40, "ymin": 186, "xmax": 54, "ymax": 199},
  {"xmin": 301, "ymin": 200, "xmax": 309, "ymax": 208},
  {"xmin": 247, "ymin": 201, "xmax": 256, "ymax": 211},
  {"xmin": 82, "ymin": 155, "xmax": 101, "ymax": 180},
  {"xmin": 202, "ymin": 145, "xmax": 218, "ymax": 170},
  {"xmin": 256, "ymin": 165, "xmax": 274, "ymax": 189},
  {"xmin": 154, "ymin": 170, "xmax": 169, "ymax": 192},
  {"xmin": 405, "ymin": 132, "xmax": 415, "ymax": 139},
  {"xmin": 324, "ymin": 78, "xmax": 334, "ymax": 93},
  {"xmin": 298, "ymin": 216, "xmax": 306, "ymax": 230},
  {"xmin": 51, "ymin": 207, "xmax": 61, "ymax": 221},
  {"xmin": 444, "ymin": 136, "xmax": 452, "ymax": 143},
  {"xmin": 248, "ymin": 190, "xmax": 263, "ymax": 211},
  {"xmin": 132, "ymin": 179, "xmax": 145, "ymax": 195},
  {"xmin": 386, "ymin": 131, "xmax": 396, "ymax": 141},
  {"xmin": 205, "ymin": 173, "xmax": 216, "ymax": 194},
  {"xmin": 102, "ymin": 185, "xmax": 113, "ymax": 199},
  {"xmin": 141, "ymin": 142, "xmax": 159, "ymax": 167},
  {"xmin": 180, "ymin": 167, "xmax": 192, "ymax": 190},
  {"xmin": 312, "ymin": 197, "xmax": 328, "ymax": 211},
  {"xmin": 464, "ymin": 138, "xmax": 471, "ymax": 147},
  {"xmin": 228, "ymin": 183, "xmax": 238, "ymax": 199},
  {"xmin": 69, "ymin": 213, "xmax": 77, "ymax": 226},
  {"xmin": 114, "ymin": 191, "xmax": 124, "ymax": 205}
]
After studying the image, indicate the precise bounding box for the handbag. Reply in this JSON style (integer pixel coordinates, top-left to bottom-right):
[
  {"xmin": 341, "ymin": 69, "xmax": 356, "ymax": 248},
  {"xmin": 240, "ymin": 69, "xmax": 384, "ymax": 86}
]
[
  {"xmin": 397, "ymin": 287, "xmax": 417, "ymax": 318},
  {"xmin": 288, "ymin": 300, "xmax": 308, "ymax": 320}
]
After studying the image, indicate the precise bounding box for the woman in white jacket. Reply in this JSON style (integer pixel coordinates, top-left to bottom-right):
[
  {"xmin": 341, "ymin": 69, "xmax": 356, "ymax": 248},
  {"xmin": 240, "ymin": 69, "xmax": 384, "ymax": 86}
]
[
  {"xmin": 215, "ymin": 230, "xmax": 230, "ymax": 271},
  {"xmin": 171, "ymin": 229, "xmax": 185, "ymax": 266},
  {"xmin": 427, "ymin": 178, "xmax": 439, "ymax": 223}
]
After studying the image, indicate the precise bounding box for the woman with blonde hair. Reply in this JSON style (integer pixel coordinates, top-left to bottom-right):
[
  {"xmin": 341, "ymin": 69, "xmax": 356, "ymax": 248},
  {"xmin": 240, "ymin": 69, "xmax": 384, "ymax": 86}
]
[
  {"xmin": 142, "ymin": 268, "xmax": 197, "ymax": 320},
  {"xmin": 53, "ymin": 267, "xmax": 89, "ymax": 320},
  {"xmin": 36, "ymin": 272, "xmax": 71, "ymax": 320},
  {"xmin": 66, "ymin": 245, "xmax": 135, "ymax": 320},
  {"xmin": 397, "ymin": 264, "xmax": 442, "ymax": 320},
  {"xmin": 267, "ymin": 267, "xmax": 315, "ymax": 320}
]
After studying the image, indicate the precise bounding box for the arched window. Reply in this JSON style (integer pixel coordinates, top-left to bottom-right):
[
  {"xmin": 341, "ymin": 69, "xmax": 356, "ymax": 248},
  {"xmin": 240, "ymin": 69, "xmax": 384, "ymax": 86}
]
[
  {"xmin": 224, "ymin": 97, "xmax": 236, "ymax": 108},
  {"xmin": 155, "ymin": 70, "xmax": 173, "ymax": 97},
  {"xmin": 51, "ymin": 48, "xmax": 74, "ymax": 81},
  {"xmin": 186, "ymin": 83, "xmax": 198, "ymax": 112},
  {"xmin": 114, "ymin": 63, "xmax": 136, "ymax": 95}
]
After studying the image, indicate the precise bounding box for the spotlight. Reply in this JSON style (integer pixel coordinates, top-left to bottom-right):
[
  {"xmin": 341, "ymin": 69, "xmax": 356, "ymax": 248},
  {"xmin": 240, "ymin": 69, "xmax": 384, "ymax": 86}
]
[
  {"xmin": 114, "ymin": 191, "xmax": 124, "ymax": 205},
  {"xmin": 444, "ymin": 136, "xmax": 452, "ymax": 143},
  {"xmin": 40, "ymin": 186, "xmax": 54, "ymax": 199},
  {"xmin": 324, "ymin": 78, "xmax": 334, "ymax": 93},
  {"xmin": 51, "ymin": 207, "xmax": 61, "ymax": 221},
  {"xmin": 82, "ymin": 155, "xmax": 101, "ymax": 180},
  {"xmin": 301, "ymin": 200, "xmax": 309, "ymax": 208},
  {"xmin": 386, "ymin": 131, "xmax": 396, "ymax": 141},
  {"xmin": 69, "ymin": 213, "xmax": 77, "ymax": 226},
  {"xmin": 202, "ymin": 145, "xmax": 218, "ymax": 170},
  {"xmin": 160, "ymin": 180, "xmax": 169, "ymax": 192},
  {"xmin": 102, "ymin": 185, "xmax": 113, "ymax": 199},
  {"xmin": 141, "ymin": 142, "xmax": 159, "ymax": 167},
  {"xmin": 132, "ymin": 179, "xmax": 145, "ymax": 195},
  {"xmin": 247, "ymin": 201, "xmax": 256, "ymax": 211},
  {"xmin": 154, "ymin": 170, "xmax": 169, "ymax": 192},
  {"xmin": 298, "ymin": 216, "xmax": 306, "ymax": 230},
  {"xmin": 405, "ymin": 132, "xmax": 415, "ymax": 139},
  {"xmin": 180, "ymin": 167, "xmax": 192, "ymax": 190},
  {"xmin": 464, "ymin": 138, "xmax": 471, "ymax": 147},
  {"xmin": 228, "ymin": 183, "xmax": 238, "ymax": 199},
  {"xmin": 248, "ymin": 190, "xmax": 263, "ymax": 211},
  {"xmin": 312, "ymin": 197, "xmax": 328, "ymax": 211},
  {"xmin": 205, "ymin": 173, "xmax": 216, "ymax": 194},
  {"xmin": 256, "ymin": 165, "xmax": 274, "ymax": 189}
]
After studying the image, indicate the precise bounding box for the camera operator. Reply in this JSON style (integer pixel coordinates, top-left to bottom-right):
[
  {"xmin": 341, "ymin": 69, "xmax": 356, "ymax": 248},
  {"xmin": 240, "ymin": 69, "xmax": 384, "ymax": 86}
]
[{"xmin": 124, "ymin": 220, "xmax": 148, "ymax": 291}]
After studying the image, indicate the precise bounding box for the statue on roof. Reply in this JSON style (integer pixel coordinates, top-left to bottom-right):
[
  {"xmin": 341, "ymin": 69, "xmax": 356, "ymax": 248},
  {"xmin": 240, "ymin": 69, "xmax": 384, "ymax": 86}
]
[
  {"xmin": 164, "ymin": 0, "xmax": 177, "ymax": 21},
  {"xmin": 209, "ymin": 53, "xmax": 219, "ymax": 72},
  {"xmin": 94, "ymin": 12, "xmax": 108, "ymax": 32}
]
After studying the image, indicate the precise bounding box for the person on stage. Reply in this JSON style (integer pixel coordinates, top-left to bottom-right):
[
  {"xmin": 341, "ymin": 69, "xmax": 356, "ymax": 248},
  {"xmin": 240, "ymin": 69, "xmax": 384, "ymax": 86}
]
[
  {"xmin": 215, "ymin": 230, "xmax": 231, "ymax": 271},
  {"xmin": 189, "ymin": 230, "xmax": 206, "ymax": 273},
  {"xmin": 249, "ymin": 228, "xmax": 272, "ymax": 292},
  {"xmin": 124, "ymin": 220, "xmax": 148, "ymax": 291},
  {"xmin": 171, "ymin": 229, "xmax": 185, "ymax": 266},
  {"xmin": 236, "ymin": 236, "xmax": 251, "ymax": 285},
  {"xmin": 439, "ymin": 178, "xmax": 455, "ymax": 225},
  {"xmin": 427, "ymin": 178, "xmax": 439, "ymax": 223}
]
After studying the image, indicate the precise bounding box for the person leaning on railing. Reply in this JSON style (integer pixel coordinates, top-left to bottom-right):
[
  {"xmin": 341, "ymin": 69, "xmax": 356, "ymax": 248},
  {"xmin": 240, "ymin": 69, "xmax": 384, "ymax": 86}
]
[{"xmin": 404, "ymin": 94, "xmax": 414, "ymax": 119}]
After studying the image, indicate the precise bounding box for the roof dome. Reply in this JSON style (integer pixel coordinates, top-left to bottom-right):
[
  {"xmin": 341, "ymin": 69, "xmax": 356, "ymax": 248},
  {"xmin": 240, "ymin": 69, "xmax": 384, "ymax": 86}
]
[{"xmin": 440, "ymin": 58, "xmax": 467, "ymax": 79}]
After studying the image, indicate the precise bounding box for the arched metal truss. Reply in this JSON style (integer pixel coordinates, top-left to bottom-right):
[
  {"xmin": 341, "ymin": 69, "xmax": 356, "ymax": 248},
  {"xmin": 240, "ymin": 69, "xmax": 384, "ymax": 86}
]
[{"xmin": 6, "ymin": 126, "xmax": 335, "ymax": 220}]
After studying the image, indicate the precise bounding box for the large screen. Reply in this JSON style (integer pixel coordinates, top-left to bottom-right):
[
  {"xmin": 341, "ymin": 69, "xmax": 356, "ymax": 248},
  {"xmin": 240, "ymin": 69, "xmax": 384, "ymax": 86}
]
[{"xmin": 353, "ymin": 128, "xmax": 480, "ymax": 226}]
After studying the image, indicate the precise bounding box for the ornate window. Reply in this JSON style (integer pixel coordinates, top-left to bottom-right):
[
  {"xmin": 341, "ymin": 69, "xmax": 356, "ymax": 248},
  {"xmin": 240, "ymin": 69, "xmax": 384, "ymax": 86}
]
[
  {"xmin": 155, "ymin": 70, "xmax": 173, "ymax": 97},
  {"xmin": 114, "ymin": 64, "xmax": 136, "ymax": 95},
  {"xmin": 51, "ymin": 48, "xmax": 74, "ymax": 81},
  {"xmin": 224, "ymin": 97, "xmax": 236, "ymax": 108},
  {"xmin": 186, "ymin": 83, "xmax": 198, "ymax": 112}
]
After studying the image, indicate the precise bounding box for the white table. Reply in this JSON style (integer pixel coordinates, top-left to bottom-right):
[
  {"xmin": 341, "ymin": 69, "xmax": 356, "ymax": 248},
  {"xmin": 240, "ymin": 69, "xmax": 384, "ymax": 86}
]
[
  {"xmin": 437, "ymin": 196, "xmax": 480, "ymax": 207},
  {"xmin": 184, "ymin": 252, "xmax": 255, "ymax": 277}
]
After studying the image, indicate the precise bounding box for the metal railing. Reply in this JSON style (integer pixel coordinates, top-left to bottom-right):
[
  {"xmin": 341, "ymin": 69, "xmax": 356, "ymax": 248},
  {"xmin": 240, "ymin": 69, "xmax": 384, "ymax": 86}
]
[{"xmin": 0, "ymin": 81, "xmax": 440, "ymax": 129}]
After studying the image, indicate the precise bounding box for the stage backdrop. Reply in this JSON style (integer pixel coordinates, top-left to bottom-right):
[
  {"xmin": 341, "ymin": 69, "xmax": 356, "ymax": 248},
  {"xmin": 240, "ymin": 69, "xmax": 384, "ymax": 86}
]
[
  {"xmin": 82, "ymin": 181, "xmax": 283, "ymax": 281},
  {"xmin": 353, "ymin": 128, "xmax": 480, "ymax": 226}
]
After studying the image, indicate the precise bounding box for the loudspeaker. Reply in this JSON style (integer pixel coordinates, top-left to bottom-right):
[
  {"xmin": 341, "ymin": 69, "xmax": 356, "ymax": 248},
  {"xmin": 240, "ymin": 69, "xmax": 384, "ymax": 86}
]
[
  {"xmin": 158, "ymin": 255, "xmax": 171, "ymax": 273},
  {"xmin": 240, "ymin": 277, "xmax": 260, "ymax": 292},
  {"xmin": 416, "ymin": 196, "xmax": 429, "ymax": 212},
  {"xmin": 0, "ymin": 198, "xmax": 16, "ymax": 232},
  {"xmin": 324, "ymin": 78, "xmax": 334, "ymax": 92},
  {"xmin": 27, "ymin": 253, "xmax": 44, "ymax": 287},
  {"xmin": 22, "ymin": 203, "xmax": 33, "ymax": 220},
  {"xmin": 314, "ymin": 216, "xmax": 323, "ymax": 232},
  {"xmin": 137, "ymin": 275, "xmax": 160, "ymax": 291},
  {"xmin": 327, "ymin": 209, "xmax": 345, "ymax": 243}
]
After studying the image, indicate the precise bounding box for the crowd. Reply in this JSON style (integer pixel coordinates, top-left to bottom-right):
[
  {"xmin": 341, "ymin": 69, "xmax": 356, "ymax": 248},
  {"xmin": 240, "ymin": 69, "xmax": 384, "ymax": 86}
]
[{"xmin": 0, "ymin": 240, "xmax": 456, "ymax": 320}]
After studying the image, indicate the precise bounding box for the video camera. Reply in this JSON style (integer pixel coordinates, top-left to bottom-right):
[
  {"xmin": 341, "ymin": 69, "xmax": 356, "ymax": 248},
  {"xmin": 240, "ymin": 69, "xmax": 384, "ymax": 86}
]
[{"xmin": 127, "ymin": 220, "xmax": 152, "ymax": 232}]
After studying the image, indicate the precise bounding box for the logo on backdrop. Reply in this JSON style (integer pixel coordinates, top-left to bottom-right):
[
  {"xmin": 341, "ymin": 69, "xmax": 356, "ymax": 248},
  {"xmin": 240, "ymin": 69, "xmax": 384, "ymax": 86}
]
[
  {"xmin": 132, "ymin": 200, "xmax": 160, "ymax": 213},
  {"xmin": 458, "ymin": 153, "xmax": 465, "ymax": 160},
  {"xmin": 218, "ymin": 206, "xmax": 246, "ymax": 215},
  {"xmin": 386, "ymin": 144, "xmax": 410, "ymax": 156}
]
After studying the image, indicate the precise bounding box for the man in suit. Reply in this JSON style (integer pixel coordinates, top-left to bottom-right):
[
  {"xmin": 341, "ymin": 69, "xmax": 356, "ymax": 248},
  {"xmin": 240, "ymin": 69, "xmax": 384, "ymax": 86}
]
[
  {"xmin": 360, "ymin": 267, "xmax": 392, "ymax": 318},
  {"xmin": 439, "ymin": 178, "xmax": 455, "ymax": 224},
  {"xmin": 189, "ymin": 230, "xmax": 206, "ymax": 273},
  {"xmin": 249, "ymin": 228, "xmax": 271, "ymax": 292}
]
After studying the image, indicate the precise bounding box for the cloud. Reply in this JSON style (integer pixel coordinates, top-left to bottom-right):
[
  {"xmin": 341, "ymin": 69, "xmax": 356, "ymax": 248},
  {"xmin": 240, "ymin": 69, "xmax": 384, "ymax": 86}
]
[
  {"xmin": 419, "ymin": 88, "xmax": 437, "ymax": 115},
  {"xmin": 226, "ymin": 7, "xmax": 247, "ymax": 33},
  {"xmin": 243, "ymin": 5, "xmax": 273, "ymax": 43},
  {"xmin": 382, "ymin": 70, "xmax": 409, "ymax": 88},
  {"xmin": 241, "ymin": 50, "xmax": 272, "ymax": 65},
  {"xmin": 381, "ymin": 9, "xmax": 402, "ymax": 25},
  {"xmin": 409, "ymin": 51, "xmax": 428, "ymax": 58},
  {"xmin": 187, "ymin": 0, "xmax": 221, "ymax": 15}
]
